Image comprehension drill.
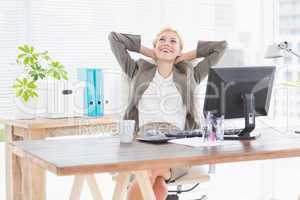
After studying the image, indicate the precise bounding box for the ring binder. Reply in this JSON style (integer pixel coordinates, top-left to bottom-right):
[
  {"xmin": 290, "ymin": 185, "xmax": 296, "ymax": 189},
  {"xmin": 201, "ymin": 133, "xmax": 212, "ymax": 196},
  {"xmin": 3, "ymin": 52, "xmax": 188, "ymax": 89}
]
[{"xmin": 77, "ymin": 68, "xmax": 104, "ymax": 117}]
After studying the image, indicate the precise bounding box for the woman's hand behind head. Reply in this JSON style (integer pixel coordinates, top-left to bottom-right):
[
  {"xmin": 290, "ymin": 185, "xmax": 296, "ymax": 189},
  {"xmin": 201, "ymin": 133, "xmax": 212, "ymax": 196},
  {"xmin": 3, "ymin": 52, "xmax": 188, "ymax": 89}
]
[
  {"xmin": 140, "ymin": 46, "xmax": 156, "ymax": 60},
  {"xmin": 174, "ymin": 54, "xmax": 185, "ymax": 64}
]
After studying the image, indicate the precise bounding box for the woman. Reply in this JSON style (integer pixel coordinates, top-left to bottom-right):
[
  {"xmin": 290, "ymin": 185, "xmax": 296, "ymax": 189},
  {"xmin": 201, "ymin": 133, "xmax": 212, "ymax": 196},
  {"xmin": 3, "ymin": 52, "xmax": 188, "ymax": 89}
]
[{"xmin": 109, "ymin": 27, "xmax": 227, "ymax": 200}]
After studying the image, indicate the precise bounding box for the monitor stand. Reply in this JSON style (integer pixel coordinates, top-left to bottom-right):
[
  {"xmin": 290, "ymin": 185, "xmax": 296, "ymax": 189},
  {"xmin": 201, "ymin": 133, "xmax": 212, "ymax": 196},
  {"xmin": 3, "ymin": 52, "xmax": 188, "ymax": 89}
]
[
  {"xmin": 224, "ymin": 93, "xmax": 260, "ymax": 140},
  {"xmin": 224, "ymin": 132, "xmax": 261, "ymax": 140}
]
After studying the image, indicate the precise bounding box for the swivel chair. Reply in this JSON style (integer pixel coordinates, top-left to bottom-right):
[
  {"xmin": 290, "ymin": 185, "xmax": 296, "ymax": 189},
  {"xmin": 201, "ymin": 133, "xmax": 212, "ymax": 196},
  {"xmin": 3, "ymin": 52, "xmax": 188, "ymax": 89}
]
[{"xmin": 166, "ymin": 165, "xmax": 215, "ymax": 200}]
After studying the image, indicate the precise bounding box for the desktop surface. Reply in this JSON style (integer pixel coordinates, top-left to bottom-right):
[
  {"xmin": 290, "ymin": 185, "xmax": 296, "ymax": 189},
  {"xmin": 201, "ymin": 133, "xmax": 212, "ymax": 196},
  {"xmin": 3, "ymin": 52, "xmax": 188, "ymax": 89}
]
[{"xmin": 10, "ymin": 127, "xmax": 300, "ymax": 176}]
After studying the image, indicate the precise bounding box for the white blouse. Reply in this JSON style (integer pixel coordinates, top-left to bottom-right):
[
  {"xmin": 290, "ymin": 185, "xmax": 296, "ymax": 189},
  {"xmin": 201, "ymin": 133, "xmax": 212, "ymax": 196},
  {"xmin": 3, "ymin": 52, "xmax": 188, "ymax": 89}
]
[{"xmin": 138, "ymin": 69, "xmax": 187, "ymax": 130}]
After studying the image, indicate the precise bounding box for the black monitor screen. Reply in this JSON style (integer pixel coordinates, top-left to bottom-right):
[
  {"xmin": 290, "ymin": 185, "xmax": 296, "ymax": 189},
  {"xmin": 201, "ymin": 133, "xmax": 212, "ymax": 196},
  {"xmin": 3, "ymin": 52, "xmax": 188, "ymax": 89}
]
[{"xmin": 204, "ymin": 66, "xmax": 275, "ymax": 119}]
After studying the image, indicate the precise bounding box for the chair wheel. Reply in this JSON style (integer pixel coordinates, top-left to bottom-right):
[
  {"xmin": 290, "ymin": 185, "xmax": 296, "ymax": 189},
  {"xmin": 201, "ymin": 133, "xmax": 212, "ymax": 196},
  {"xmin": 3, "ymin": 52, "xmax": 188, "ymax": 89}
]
[{"xmin": 166, "ymin": 194, "xmax": 179, "ymax": 200}]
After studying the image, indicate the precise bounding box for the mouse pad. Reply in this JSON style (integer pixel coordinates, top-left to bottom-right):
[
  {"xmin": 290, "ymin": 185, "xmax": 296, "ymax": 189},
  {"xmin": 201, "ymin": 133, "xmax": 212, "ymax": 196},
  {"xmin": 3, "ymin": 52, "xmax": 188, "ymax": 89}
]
[{"xmin": 136, "ymin": 136, "xmax": 174, "ymax": 144}]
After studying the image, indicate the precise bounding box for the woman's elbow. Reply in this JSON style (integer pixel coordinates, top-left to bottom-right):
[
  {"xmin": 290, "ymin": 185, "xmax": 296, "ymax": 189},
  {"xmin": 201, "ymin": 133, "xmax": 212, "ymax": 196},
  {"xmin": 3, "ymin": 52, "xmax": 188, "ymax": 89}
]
[
  {"xmin": 215, "ymin": 40, "xmax": 228, "ymax": 55},
  {"xmin": 108, "ymin": 31, "xmax": 118, "ymax": 42},
  {"xmin": 220, "ymin": 40, "xmax": 228, "ymax": 51}
]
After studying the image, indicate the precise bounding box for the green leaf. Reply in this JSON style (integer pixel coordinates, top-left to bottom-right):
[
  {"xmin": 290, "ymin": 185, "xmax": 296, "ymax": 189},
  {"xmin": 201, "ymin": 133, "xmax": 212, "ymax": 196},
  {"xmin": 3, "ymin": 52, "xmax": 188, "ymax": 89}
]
[
  {"xmin": 23, "ymin": 78, "xmax": 28, "ymax": 84},
  {"xmin": 39, "ymin": 73, "xmax": 46, "ymax": 79},
  {"xmin": 45, "ymin": 55, "xmax": 50, "ymax": 61},
  {"xmin": 59, "ymin": 70, "xmax": 68, "ymax": 80},
  {"xmin": 24, "ymin": 57, "xmax": 29, "ymax": 65},
  {"xmin": 61, "ymin": 70, "xmax": 67, "ymax": 75},
  {"xmin": 28, "ymin": 81, "xmax": 37, "ymax": 89},
  {"xmin": 53, "ymin": 71, "xmax": 60, "ymax": 80},
  {"xmin": 51, "ymin": 61, "xmax": 61, "ymax": 68},
  {"xmin": 18, "ymin": 46, "xmax": 26, "ymax": 53},
  {"xmin": 16, "ymin": 45, "xmax": 68, "ymax": 86},
  {"xmin": 17, "ymin": 53, "xmax": 26, "ymax": 59},
  {"xmin": 16, "ymin": 89, "xmax": 23, "ymax": 97},
  {"xmin": 13, "ymin": 78, "xmax": 38, "ymax": 102},
  {"xmin": 29, "ymin": 57, "xmax": 35, "ymax": 64},
  {"xmin": 16, "ymin": 78, "xmax": 22, "ymax": 84},
  {"xmin": 29, "ymin": 46, "xmax": 34, "ymax": 54},
  {"xmin": 24, "ymin": 45, "xmax": 30, "ymax": 52},
  {"xmin": 46, "ymin": 68, "xmax": 54, "ymax": 77},
  {"xmin": 23, "ymin": 92, "xmax": 29, "ymax": 102},
  {"xmin": 13, "ymin": 83, "xmax": 20, "ymax": 90},
  {"xmin": 32, "ymin": 91, "xmax": 38, "ymax": 97},
  {"xmin": 62, "ymin": 73, "xmax": 68, "ymax": 80},
  {"xmin": 30, "ymin": 64, "xmax": 36, "ymax": 70}
]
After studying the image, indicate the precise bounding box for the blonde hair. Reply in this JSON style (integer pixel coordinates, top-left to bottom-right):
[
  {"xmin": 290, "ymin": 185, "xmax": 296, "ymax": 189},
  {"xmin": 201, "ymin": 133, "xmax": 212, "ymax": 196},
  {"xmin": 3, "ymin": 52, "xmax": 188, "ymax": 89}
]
[{"xmin": 153, "ymin": 27, "xmax": 183, "ymax": 50}]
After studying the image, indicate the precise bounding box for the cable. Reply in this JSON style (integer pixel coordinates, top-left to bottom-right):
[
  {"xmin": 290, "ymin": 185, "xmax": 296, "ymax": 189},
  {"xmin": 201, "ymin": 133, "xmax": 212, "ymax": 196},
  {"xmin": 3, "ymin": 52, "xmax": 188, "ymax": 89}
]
[
  {"xmin": 168, "ymin": 183, "xmax": 200, "ymax": 194},
  {"xmin": 288, "ymin": 50, "xmax": 300, "ymax": 58}
]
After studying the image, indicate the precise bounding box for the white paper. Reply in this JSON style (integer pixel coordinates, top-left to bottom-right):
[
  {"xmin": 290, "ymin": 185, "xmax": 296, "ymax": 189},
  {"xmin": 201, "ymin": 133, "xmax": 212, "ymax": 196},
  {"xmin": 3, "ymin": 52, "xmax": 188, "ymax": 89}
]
[{"xmin": 168, "ymin": 137, "xmax": 221, "ymax": 147}]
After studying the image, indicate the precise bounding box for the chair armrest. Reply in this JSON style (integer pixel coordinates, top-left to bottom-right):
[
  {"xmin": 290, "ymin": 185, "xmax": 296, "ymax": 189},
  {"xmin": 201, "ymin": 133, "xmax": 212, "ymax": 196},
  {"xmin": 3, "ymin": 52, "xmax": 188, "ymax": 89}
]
[{"xmin": 167, "ymin": 166, "xmax": 210, "ymax": 186}]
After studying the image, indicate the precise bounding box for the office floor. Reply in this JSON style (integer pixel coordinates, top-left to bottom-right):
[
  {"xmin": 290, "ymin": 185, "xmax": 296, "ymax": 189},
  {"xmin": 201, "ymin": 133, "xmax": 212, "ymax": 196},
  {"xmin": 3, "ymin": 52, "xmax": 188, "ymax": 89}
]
[{"xmin": 1, "ymin": 142, "xmax": 300, "ymax": 200}]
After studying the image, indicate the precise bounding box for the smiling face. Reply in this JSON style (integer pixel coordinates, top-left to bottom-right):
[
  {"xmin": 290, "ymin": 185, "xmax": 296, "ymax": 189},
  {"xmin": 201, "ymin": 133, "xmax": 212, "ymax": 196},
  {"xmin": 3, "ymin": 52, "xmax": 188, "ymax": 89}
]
[{"xmin": 153, "ymin": 30, "xmax": 182, "ymax": 63}]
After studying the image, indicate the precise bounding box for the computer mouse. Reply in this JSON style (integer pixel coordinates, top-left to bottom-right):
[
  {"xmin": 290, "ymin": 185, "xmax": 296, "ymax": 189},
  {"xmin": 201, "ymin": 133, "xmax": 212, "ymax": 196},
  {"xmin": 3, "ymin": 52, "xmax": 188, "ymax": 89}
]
[{"xmin": 144, "ymin": 130, "xmax": 164, "ymax": 138}]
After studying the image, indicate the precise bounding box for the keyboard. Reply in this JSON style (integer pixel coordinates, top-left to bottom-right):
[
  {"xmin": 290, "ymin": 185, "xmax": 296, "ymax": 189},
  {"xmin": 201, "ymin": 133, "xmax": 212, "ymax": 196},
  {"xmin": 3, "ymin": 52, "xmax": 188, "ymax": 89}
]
[
  {"xmin": 165, "ymin": 130, "xmax": 203, "ymax": 139},
  {"xmin": 165, "ymin": 129, "xmax": 244, "ymax": 138},
  {"xmin": 224, "ymin": 129, "xmax": 244, "ymax": 135}
]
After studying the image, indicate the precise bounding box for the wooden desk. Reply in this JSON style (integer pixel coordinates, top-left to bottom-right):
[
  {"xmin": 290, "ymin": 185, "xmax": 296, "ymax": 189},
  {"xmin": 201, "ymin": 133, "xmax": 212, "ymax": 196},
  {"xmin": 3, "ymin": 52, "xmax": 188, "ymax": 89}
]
[
  {"xmin": 1, "ymin": 116, "xmax": 118, "ymax": 200},
  {"xmin": 9, "ymin": 128, "xmax": 300, "ymax": 200}
]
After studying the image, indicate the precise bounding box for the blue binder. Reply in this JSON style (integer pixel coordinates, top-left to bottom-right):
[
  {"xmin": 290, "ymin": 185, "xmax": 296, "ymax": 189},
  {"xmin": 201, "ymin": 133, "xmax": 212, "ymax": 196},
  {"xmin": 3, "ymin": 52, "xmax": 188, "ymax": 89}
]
[
  {"xmin": 77, "ymin": 68, "xmax": 104, "ymax": 117},
  {"xmin": 94, "ymin": 69, "xmax": 104, "ymax": 116}
]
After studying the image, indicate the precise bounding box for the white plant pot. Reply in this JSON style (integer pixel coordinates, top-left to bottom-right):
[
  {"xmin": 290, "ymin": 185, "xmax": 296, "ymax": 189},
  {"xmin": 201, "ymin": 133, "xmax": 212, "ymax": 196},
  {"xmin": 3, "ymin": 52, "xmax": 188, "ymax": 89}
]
[
  {"xmin": 36, "ymin": 79, "xmax": 85, "ymax": 118},
  {"xmin": 13, "ymin": 96, "xmax": 37, "ymax": 119}
]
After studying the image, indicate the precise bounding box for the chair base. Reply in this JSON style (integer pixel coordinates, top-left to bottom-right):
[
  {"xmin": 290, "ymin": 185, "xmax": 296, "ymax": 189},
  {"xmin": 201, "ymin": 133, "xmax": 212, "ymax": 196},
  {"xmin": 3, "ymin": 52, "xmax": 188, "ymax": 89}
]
[
  {"xmin": 166, "ymin": 194, "xmax": 179, "ymax": 200},
  {"xmin": 166, "ymin": 194, "xmax": 208, "ymax": 200}
]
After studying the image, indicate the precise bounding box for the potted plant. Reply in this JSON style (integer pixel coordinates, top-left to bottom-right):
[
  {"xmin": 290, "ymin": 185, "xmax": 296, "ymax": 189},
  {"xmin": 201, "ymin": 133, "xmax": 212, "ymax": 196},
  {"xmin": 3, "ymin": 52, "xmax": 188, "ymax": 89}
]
[{"xmin": 13, "ymin": 45, "xmax": 68, "ymax": 119}]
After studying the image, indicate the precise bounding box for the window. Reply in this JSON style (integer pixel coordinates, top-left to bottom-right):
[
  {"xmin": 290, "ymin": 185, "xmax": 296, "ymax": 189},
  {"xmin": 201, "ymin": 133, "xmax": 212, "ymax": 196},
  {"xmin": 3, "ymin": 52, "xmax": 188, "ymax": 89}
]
[
  {"xmin": 298, "ymin": 43, "xmax": 300, "ymax": 63},
  {"xmin": 1, "ymin": 0, "xmax": 295, "ymax": 126},
  {"xmin": 0, "ymin": 0, "xmax": 26, "ymax": 116},
  {"xmin": 0, "ymin": 0, "xmax": 249, "ymax": 117},
  {"xmin": 284, "ymin": 55, "xmax": 293, "ymax": 64},
  {"xmin": 276, "ymin": 0, "xmax": 300, "ymax": 130}
]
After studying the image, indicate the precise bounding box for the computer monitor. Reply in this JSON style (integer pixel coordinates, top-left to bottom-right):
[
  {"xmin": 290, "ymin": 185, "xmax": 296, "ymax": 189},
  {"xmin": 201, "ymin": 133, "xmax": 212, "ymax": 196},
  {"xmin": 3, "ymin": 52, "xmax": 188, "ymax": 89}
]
[{"xmin": 203, "ymin": 66, "xmax": 276, "ymax": 140}]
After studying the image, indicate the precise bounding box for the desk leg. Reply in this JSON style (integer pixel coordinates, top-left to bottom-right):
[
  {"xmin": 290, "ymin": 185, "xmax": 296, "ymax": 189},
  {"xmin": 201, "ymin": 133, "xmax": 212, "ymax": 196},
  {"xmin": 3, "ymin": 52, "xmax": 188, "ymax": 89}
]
[
  {"xmin": 24, "ymin": 129, "xmax": 46, "ymax": 200},
  {"xmin": 112, "ymin": 172, "xmax": 131, "ymax": 200},
  {"xmin": 5, "ymin": 125, "xmax": 22, "ymax": 200},
  {"xmin": 70, "ymin": 175, "xmax": 103, "ymax": 200},
  {"xmin": 134, "ymin": 171, "xmax": 156, "ymax": 200},
  {"xmin": 86, "ymin": 175, "xmax": 103, "ymax": 200},
  {"xmin": 70, "ymin": 176, "xmax": 85, "ymax": 200},
  {"xmin": 21, "ymin": 157, "xmax": 36, "ymax": 200}
]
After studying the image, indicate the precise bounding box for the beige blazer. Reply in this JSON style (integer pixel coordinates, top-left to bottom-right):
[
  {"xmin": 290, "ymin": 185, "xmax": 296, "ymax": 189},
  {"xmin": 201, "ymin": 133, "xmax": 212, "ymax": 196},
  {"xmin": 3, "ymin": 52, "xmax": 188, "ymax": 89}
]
[{"xmin": 108, "ymin": 32, "xmax": 227, "ymax": 131}]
